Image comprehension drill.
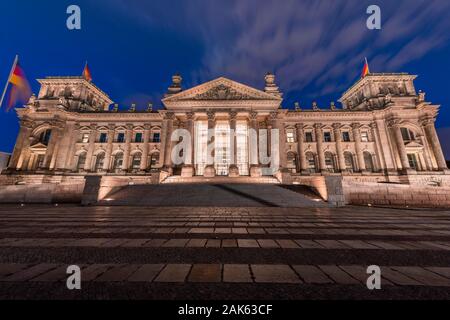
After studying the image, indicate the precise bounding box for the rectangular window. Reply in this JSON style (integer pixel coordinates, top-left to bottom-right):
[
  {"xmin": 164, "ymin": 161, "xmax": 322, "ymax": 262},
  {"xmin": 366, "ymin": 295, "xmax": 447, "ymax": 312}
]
[
  {"xmin": 342, "ymin": 132, "xmax": 350, "ymax": 142},
  {"xmin": 81, "ymin": 133, "xmax": 89, "ymax": 143},
  {"xmin": 407, "ymin": 154, "xmax": 419, "ymax": 170},
  {"xmin": 361, "ymin": 131, "xmax": 369, "ymax": 142},
  {"xmin": 401, "ymin": 128, "xmax": 414, "ymax": 141},
  {"xmin": 305, "ymin": 132, "xmax": 313, "ymax": 142},
  {"xmin": 152, "ymin": 132, "xmax": 161, "ymax": 143},
  {"xmin": 286, "ymin": 131, "xmax": 295, "ymax": 143},
  {"xmin": 135, "ymin": 132, "xmax": 143, "ymax": 143},
  {"xmin": 99, "ymin": 133, "xmax": 107, "ymax": 143},
  {"xmin": 117, "ymin": 133, "xmax": 125, "ymax": 143},
  {"xmin": 323, "ymin": 132, "xmax": 332, "ymax": 142}
]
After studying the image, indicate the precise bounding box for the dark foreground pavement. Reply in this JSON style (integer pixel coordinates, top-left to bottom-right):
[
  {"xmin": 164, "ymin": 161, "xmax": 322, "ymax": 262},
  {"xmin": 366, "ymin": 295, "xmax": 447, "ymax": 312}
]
[{"xmin": 0, "ymin": 204, "xmax": 450, "ymax": 300}]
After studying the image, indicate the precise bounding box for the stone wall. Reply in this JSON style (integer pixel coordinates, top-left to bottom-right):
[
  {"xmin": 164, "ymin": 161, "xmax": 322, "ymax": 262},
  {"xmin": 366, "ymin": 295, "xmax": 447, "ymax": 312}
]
[{"xmin": 343, "ymin": 174, "xmax": 450, "ymax": 208}]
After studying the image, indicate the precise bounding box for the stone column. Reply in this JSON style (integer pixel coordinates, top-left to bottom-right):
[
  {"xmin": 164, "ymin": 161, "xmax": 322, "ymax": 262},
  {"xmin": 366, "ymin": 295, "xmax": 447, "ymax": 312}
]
[
  {"xmin": 296, "ymin": 123, "xmax": 307, "ymax": 173},
  {"xmin": 54, "ymin": 121, "xmax": 76, "ymax": 171},
  {"xmin": 388, "ymin": 120, "xmax": 411, "ymax": 171},
  {"xmin": 84, "ymin": 124, "xmax": 97, "ymax": 171},
  {"xmin": 249, "ymin": 111, "xmax": 259, "ymax": 168},
  {"xmin": 180, "ymin": 112, "xmax": 195, "ymax": 177},
  {"xmin": 141, "ymin": 124, "xmax": 151, "ymax": 171},
  {"xmin": 67, "ymin": 124, "xmax": 81, "ymax": 171},
  {"xmin": 270, "ymin": 111, "xmax": 287, "ymax": 173},
  {"xmin": 314, "ymin": 123, "xmax": 326, "ymax": 172},
  {"xmin": 122, "ymin": 124, "xmax": 133, "ymax": 171},
  {"xmin": 332, "ymin": 123, "xmax": 346, "ymax": 172},
  {"xmin": 228, "ymin": 111, "xmax": 239, "ymax": 177},
  {"xmin": 104, "ymin": 124, "xmax": 115, "ymax": 171},
  {"xmin": 161, "ymin": 112, "xmax": 174, "ymax": 174},
  {"xmin": 204, "ymin": 111, "xmax": 216, "ymax": 177},
  {"xmin": 370, "ymin": 122, "xmax": 385, "ymax": 171},
  {"xmin": 9, "ymin": 119, "xmax": 33, "ymax": 170},
  {"xmin": 351, "ymin": 123, "xmax": 366, "ymax": 172},
  {"xmin": 375, "ymin": 119, "xmax": 396, "ymax": 171},
  {"xmin": 422, "ymin": 117, "xmax": 448, "ymax": 170},
  {"xmin": 46, "ymin": 122, "xmax": 64, "ymax": 170},
  {"xmin": 418, "ymin": 134, "xmax": 433, "ymax": 171}
]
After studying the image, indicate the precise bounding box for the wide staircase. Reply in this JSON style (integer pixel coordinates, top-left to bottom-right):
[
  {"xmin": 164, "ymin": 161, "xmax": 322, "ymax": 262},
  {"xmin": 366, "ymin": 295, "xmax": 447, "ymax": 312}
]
[
  {"xmin": 162, "ymin": 175, "xmax": 280, "ymax": 184},
  {"xmin": 98, "ymin": 183, "xmax": 326, "ymax": 207}
]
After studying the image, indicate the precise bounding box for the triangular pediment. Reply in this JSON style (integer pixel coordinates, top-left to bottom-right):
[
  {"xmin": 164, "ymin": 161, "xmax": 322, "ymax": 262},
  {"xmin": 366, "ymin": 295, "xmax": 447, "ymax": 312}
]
[
  {"xmin": 162, "ymin": 77, "xmax": 281, "ymax": 102},
  {"xmin": 30, "ymin": 142, "xmax": 48, "ymax": 150},
  {"xmin": 405, "ymin": 141, "xmax": 423, "ymax": 148}
]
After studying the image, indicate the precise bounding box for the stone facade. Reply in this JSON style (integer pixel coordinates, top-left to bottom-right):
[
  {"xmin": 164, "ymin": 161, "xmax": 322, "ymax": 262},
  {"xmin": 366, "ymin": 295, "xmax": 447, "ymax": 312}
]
[{"xmin": 1, "ymin": 71, "xmax": 449, "ymax": 207}]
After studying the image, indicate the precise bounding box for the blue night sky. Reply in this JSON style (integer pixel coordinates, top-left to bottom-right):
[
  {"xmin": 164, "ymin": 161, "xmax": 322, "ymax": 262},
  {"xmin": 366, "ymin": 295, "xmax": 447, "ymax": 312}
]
[{"xmin": 1, "ymin": 0, "xmax": 450, "ymax": 158}]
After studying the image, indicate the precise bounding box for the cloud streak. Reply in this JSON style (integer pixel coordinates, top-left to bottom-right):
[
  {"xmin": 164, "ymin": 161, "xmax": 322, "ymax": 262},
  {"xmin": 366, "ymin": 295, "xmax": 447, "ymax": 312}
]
[{"xmin": 104, "ymin": 0, "xmax": 450, "ymax": 103}]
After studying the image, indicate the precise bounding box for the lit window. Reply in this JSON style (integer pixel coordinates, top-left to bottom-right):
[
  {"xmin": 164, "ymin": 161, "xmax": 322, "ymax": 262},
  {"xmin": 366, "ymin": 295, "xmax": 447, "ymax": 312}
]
[
  {"xmin": 286, "ymin": 131, "xmax": 295, "ymax": 143},
  {"xmin": 81, "ymin": 133, "xmax": 89, "ymax": 143},
  {"xmin": 132, "ymin": 153, "xmax": 142, "ymax": 169},
  {"xmin": 361, "ymin": 131, "xmax": 369, "ymax": 142},
  {"xmin": 135, "ymin": 132, "xmax": 143, "ymax": 143},
  {"xmin": 323, "ymin": 132, "xmax": 332, "ymax": 142}
]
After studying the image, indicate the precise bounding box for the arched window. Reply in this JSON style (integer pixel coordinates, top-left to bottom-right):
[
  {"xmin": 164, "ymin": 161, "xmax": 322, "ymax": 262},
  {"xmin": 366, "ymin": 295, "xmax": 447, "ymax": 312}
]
[
  {"xmin": 38, "ymin": 129, "xmax": 52, "ymax": 145},
  {"xmin": 364, "ymin": 152, "xmax": 375, "ymax": 172},
  {"xmin": 287, "ymin": 152, "xmax": 298, "ymax": 173},
  {"xmin": 150, "ymin": 152, "xmax": 160, "ymax": 169},
  {"xmin": 305, "ymin": 152, "xmax": 317, "ymax": 173},
  {"xmin": 400, "ymin": 128, "xmax": 415, "ymax": 142},
  {"xmin": 324, "ymin": 152, "xmax": 336, "ymax": 172},
  {"xmin": 76, "ymin": 152, "xmax": 87, "ymax": 171},
  {"xmin": 344, "ymin": 152, "xmax": 355, "ymax": 172},
  {"xmin": 112, "ymin": 153, "xmax": 124, "ymax": 171},
  {"xmin": 131, "ymin": 153, "xmax": 142, "ymax": 170},
  {"xmin": 94, "ymin": 153, "xmax": 105, "ymax": 172}
]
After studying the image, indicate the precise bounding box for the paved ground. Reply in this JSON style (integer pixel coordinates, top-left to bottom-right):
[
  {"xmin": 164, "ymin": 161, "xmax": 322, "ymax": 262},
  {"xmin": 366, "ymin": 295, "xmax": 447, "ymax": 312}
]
[
  {"xmin": 0, "ymin": 204, "xmax": 450, "ymax": 299},
  {"xmin": 99, "ymin": 184, "xmax": 325, "ymax": 207}
]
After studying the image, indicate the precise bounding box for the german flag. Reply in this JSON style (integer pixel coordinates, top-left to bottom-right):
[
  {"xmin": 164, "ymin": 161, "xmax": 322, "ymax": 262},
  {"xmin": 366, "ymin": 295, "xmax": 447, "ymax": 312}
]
[
  {"xmin": 361, "ymin": 57, "xmax": 370, "ymax": 78},
  {"xmin": 0, "ymin": 56, "xmax": 32, "ymax": 111},
  {"xmin": 82, "ymin": 62, "xmax": 92, "ymax": 82}
]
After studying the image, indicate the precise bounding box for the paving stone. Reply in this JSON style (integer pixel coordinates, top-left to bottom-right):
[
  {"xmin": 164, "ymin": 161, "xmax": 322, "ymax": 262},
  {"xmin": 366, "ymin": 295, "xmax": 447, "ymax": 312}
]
[
  {"xmin": 276, "ymin": 239, "xmax": 300, "ymax": 249},
  {"xmin": 318, "ymin": 265, "xmax": 360, "ymax": 285},
  {"xmin": 127, "ymin": 264, "xmax": 164, "ymax": 282},
  {"xmin": 293, "ymin": 265, "xmax": 333, "ymax": 284},
  {"xmin": 237, "ymin": 239, "xmax": 260, "ymax": 248},
  {"xmin": 221, "ymin": 239, "xmax": 238, "ymax": 248},
  {"xmin": 1, "ymin": 264, "xmax": 59, "ymax": 282},
  {"xmin": 154, "ymin": 264, "xmax": 191, "ymax": 282},
  {"xmin": 81, "ymin": 264, "xmax": 113, "ymax": 281},
  {"xmin": 426, "ymin": 267, "xmax": 450, "ymax": 280},
  {"xmin": 161, "ymin": 239, "xmax": 190, "ymax": 248},
  {"xmin": 189, "ymin": 228, "xmax": 214, "ymax": 234},
  {"xmin": 314, "ymin": 240, "xmax": 350, "ymax": 249},
  {"xmin": 338, "ymin": 240, "xmax": 379, "ymax": 249},
  {"xmin": 31, "ymin": 265, "xmax": 74, "ymax": 282},
  {"xmin": 0, "ymin": 264, "xmax": 30, "ymax": 279},
  {"xmin": 380, "ymin": 267, "xmax": 422, "ymax": 286},
  {"xmin": 223, "ymin": 264, "xmax": 253, "ymax": 283},
  {"xmin": 365, "ymin": 241, "xmax": 404, "ymax": 250},
  {"xmin": 186, "ymin": 239, "xmax": 207, "ymax": 247},
  {"xmin": 294, "ymin": 240, "xmax": 324, "ymax": 249},
  {"xmin": 188, "ymin": 264, "xmax": 222, "ymax": 283},
  {"xmin": 142, "ymin": 239, "xmax": 168, "ymax": 247},
  {"xmin": 94, "ymin": 264, "xmax": 141, "ymax": 282},
  {"xmin": 120, "ymin": 239, "xmax": 151, "ymax": 247},
  {"xmin": 232, "ymin": 228, "xmax": 248, "ymax": 234},
  {"xmin": 214, "ymin": 228, "xmax": 232, "ymax": 234},
  {"xmin": 251, "ymin": 265, "xmax": 301, "ymax": 283},
  {"xmin": 257, "ymin": 239, "xmax": 280, "ymax": 248},
  {"xmin": 205, "ymin": 239, "xmax": 221, "ymax": 248},
  {"xmin": 391, "ymin": 267, "xmax": 450, "ymax": 287}
]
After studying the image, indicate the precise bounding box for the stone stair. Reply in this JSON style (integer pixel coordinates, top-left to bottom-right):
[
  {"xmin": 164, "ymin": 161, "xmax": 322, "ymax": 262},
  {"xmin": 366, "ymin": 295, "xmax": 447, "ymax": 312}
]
[
  {"xmin": 162, "ymin": 175, "xmax": 280, "ymax": 184},
  {"xmin": 99, "ymin": 183, "xmax": 326, "ymax": 207}
]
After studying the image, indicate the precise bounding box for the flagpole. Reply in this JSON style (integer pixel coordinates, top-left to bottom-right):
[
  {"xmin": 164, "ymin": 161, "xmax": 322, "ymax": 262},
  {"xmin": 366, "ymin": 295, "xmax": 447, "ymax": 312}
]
[{"xmin": 0, "ymin": 55, "xmax": 18, "ymax": 108}]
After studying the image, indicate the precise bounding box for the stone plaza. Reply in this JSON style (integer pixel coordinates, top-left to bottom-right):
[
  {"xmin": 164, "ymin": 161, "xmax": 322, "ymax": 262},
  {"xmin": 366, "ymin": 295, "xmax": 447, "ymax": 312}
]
[{"xmin": 0, "ymin": 200, "xmax": 450, "ymax": 300}]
